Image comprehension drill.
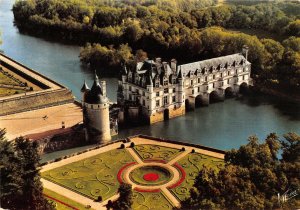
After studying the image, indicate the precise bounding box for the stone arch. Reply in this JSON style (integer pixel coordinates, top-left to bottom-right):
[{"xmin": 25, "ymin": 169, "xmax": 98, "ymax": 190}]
[
  {"xmin": 185, "ymin": 99, "xmax": 191, "ymax": 111},
  {"xmin": 164, "ymin": 109, "xmax": 169, "ymax": 121},
  {"xmin": 195, "ymin": 95, "xmax": 205, "ymax": 108},
  {"xmin": 239, "ymin": 82, "xmax": 248, "ymax": 95},
  {"xmin": 209, "ymin": 91, "xmax": 220, "ymax": 104},
  {"xmin": 225, "ymin": 87, "xmax": 234, "ymax": 98}
]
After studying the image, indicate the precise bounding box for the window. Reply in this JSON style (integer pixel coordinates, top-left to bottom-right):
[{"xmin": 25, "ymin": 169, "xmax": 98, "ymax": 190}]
[
  {"xmin": 129, "ymin": 86, "xmax": 132, "ymax": 91},
  {"xmin": 173, "ymin": 88, "xmax": 176, "ymax": 93},
  {"xmin": 213, "ymin": 83, "xmax": 215, "ymax": 88},
  {"xmin": 163, "ymin": 96, "xmax": 168, "ymax": 105},
  {"xmin": 156, "ymin": 100, "xmax": 160, "ymax": 107},
  {"xmin": 227, "ymin": 79, "xmax": 230, "ymax": 84},
  {"xmin": 213, "ymin": 75, "xmax": 215, "ymax": 79},
  {"xmin": 143, "ymin": 91, "xmax": 145, "ymax": 96},
  {"xmin": 172, "ymin": 78, "xmax": 176, "ymax": 84},
  {"xmin": 172, "ymin": 95, "xmax": 176, "ymax": 103},
  {"xmin": 198, "ymin": 78, "xmax": 200, "ymax": 83},
  {"xmin": 198, "ymin": 87, "xmax": 200, "ymax": 92},
  {"xmin": 164, "ymin": 88, "xmax": 168, "ymax": 94},
  {"xmin": 206, "ymin": 86, "xmax": 209, "ymax": 90},
  {"xmin": 192, "ymin": 89, "xmax": 194, "ymax": 94},
  {"xmin": 156, "ymin": 92, "xmax": 159, "ymax": 97},
  {"xmin": 191, "ymin": 80, "xmax": 194, "ymax": 85},
  {"xmin": 143, "ymin": 99, "xmax": 145, "ymax": 106},
  {"xmin": 155, "ymin": 81, "xmax": 159, "ymax": 87},
  {"xmin": 221, "ymin": 73, "xmax": 223, "ymax": 77},
  {"xmin": 205, "ymin": 76, "xmax": 207, "ymax": 82},
  {"xmin": 243, "ymin": 75, "xmax": 245, "ymax": 80},
  {"xmin": 163, "ymin": 79, "xmax": 168, "ymax": 86}
]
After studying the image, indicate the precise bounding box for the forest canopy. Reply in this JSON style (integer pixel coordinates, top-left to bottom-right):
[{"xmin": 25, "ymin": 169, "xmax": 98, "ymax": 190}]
[{"xmin": 12, "ymin": 0, "xmax": 300, "ymax": 91}]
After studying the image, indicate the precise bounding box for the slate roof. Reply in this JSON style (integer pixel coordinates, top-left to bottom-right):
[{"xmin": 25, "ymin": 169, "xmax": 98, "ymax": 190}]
[
  {"xmin": 83, "ymin": 72, "xmax": 108, "ymax": 104},
  {"xmin": 178, "ymin": 53, "xmax": 250, "ymax": 76}
]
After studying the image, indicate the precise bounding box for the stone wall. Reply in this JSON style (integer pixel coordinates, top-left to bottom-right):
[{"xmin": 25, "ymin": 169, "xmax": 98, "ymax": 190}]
[
  {"xmin": 0, "ymin": 88, "xmax": 74, "ymax": 116},
  {"xmin": 169, "ymin": 106, "xmax": 185, "ymax": 119},
  {"xmin": 37, "ymin": 127, "xmax": 86, "ymax": 155},
  {"xmin": 149, "ymin": 111, "xmax": 164, "ymax": 124}
]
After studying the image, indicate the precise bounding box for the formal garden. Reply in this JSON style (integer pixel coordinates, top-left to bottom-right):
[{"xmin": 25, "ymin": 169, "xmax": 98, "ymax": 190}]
[
  {"xmin": 41, "ymin": 141, "xmax": 224, "ymax": 209},
  {"xmin": 0, "ymin": 67, "xmax": 32, "ymax": 97},
  {"xmin": 169, "ymin": 153, "xmax": 224, "ymax": 201}
]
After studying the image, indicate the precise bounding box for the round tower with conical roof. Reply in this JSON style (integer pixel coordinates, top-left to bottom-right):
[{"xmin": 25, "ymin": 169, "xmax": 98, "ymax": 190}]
[{"xmin": 81, "ymin": 72, "xmax": 111, "ymax": 143}]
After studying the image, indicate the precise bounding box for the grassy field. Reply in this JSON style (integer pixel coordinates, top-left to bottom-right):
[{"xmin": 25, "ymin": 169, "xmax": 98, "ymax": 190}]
[
  {"xmin": 170, "ymin": 153, "xmax": 224, "ymax": 201},
  {"xmin": 43, "ymin": 188, "xmax": 91, "ymax": 210},
  {"xmin": 132, "ymin": 191, "xmax": 173, "ymax": 210},
  {"xmin": 133, "ymin": 144, "xmax": 181, "ymax": 162},
  {"xmin": 0, "ymin": 71, "xmax": 20, "ymax": 86},
  {"xmin": 42, "ymin": 148, "xmax": 135, "ymax": 201},
  {"xmin": 0, "ymin": 87, "xmax": 26, "ymax": 97}
]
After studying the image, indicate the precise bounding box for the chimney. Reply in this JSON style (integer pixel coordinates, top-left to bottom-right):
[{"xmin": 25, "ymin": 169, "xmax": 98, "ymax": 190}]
[{"xmin": 171, "ymin": 59, "xmax": 177, "ymax": 73}]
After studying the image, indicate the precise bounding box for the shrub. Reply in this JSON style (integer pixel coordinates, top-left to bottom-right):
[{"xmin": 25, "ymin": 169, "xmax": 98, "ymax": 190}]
[
  {"xmin": 54, "ymin": 157, "xmax": 62, "ymax": 162},
  {"xmin": 120, "ymin": 143, "xmax": 125, "ymax": 149},
  {"xmin": 181, "ymin": 147, "xmax": 185, "ymax": 151},
  {"xmin": 192, "ymin": 149, "xmax": 195, "ymax": 153},
  {"xmin": 130, "ymin": 142, "xmax": 135, "ymax": 147}
]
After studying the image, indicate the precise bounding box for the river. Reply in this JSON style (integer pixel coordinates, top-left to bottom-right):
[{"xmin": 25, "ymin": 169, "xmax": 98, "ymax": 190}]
[{"xmin": 1, "ymin": 0, "xmax": 299, "ymax": 160}]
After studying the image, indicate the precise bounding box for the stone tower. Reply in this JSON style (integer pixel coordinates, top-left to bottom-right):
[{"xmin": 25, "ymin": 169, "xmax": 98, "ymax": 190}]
[{"xmin": 81, "ymin": 72, "xmax": 111, "ymax": 143}]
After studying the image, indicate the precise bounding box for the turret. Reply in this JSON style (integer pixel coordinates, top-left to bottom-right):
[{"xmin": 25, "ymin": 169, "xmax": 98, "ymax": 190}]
[
  {"xmin": 82, "ymin": 72, "xmax": 111, "ymax": 143},
  {"xmin": 80, "ymin": 80, "xmax": 89, "ymax": 103},
  {"xmin": 177, "ymin": 69, "xmax": 185, "ymax": 106}
]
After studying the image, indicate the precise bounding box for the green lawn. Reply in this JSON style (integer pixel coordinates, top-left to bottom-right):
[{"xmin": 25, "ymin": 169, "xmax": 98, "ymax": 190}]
[
  {"xmin": 42, "ymin": 148, "xmax": 135, "ymax": 201},
  {"xmin": 133, "ymin": 144, "xmax": 181, "ymax": 162},
  {"xmin": 132, "ymin": 191, "xmax": 173, "ymax": 210},
  {"xmin": 0, "ymin": 87, "xmax": 26, "ymax": 97},
  {"xmin": 0, "ymin": 71, "xmax": 20, "ymax": 86},
  {"xmin": 43, "ymin": 188, "xmax": 92, "ymax": 210},
  {"xmin": 170, "ymin": 153, "xmax": 224, "ymax": 201},
  {"xmin": 130, "ymin": 165, "xmax": 173, "ymax": 186}
]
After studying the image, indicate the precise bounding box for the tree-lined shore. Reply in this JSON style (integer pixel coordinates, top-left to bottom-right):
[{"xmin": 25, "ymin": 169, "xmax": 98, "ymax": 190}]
[{"xmin": 12, "ymin": 0, "xmax": 300, "ymax": 94}]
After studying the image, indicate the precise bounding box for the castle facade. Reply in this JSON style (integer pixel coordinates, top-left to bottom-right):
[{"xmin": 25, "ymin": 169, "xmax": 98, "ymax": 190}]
[{"xmin": 118, "ymin": 47, "xmax": 251, "ymax": 124}]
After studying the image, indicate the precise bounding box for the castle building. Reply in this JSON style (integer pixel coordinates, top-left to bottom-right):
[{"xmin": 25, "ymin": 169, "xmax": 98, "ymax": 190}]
[
  {"xmin": 81, "ymin": 73, "xmax": 111, "ymax": 143},
  {"xmin": 118, "ymin": 46, "xmax": 251, "ymax": 124}
]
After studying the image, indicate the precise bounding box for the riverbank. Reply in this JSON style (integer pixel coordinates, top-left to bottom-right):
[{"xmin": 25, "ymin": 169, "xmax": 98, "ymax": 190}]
[{"xmin": 252, "ymin": 83, "xmax": 300, "ymax": 104}]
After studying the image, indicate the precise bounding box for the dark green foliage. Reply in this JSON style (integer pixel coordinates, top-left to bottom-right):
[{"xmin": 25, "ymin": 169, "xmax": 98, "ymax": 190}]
[
  {"xmin": 112, "ymin": 183, "xmax": 133, "ymax": 210},
  {"xmin": 0, "ymin": 129, "xmax": 54, "ymax": 210},
  {"xmin": 178, "ymin": 133, "xmax": 300, "ymax": 210},
  {"xmin": 12, "ymin": 0, "xmax": 300, "ymax": 91}
]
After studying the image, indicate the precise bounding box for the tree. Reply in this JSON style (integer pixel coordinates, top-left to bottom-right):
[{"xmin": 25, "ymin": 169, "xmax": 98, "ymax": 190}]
[
  {"xmin": 178, "ymin": 133, "xmax": 300, "ymax": 210},
  {"xmin": 134, "ymin": 49, "xmax": 148, "ymax": 62},
  {"xmin": 0, "ymin": 129, "xmax": 54, "ymax": 210},
  {"xmin": 112, "ymin": 183, "xmax": 133, "ymax": 210}
]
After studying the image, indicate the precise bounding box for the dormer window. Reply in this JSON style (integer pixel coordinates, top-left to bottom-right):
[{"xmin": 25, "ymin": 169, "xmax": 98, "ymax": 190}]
[
  {"xmin": 128, "ymin": 72, "xmax": 132, "ymax": 82},
  {"xmin": 172, "ymin": 78, "xmax": 176, "ymax": 84},
  {"xmin": 135, "ymin": 75, "xmax": 139, "ymax": 84},
  {"xmin": 155, "ymin": 81, "xmax": 159, "ymax": 87},
  {"xmin": 163, "ymin": 77, "xmax": 168, "ymax": 86}
]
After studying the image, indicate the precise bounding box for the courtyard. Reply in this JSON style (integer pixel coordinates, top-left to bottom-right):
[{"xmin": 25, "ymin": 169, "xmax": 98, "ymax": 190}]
[{"xmin": 41, "ymin": 136, "xmax": 224, "ymax": 209}]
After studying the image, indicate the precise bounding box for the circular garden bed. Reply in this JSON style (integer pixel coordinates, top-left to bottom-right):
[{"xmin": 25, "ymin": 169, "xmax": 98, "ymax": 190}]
[{"xmin": 129, "ymin": 165, "xmax": 173, "ymax": 186}]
